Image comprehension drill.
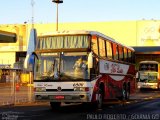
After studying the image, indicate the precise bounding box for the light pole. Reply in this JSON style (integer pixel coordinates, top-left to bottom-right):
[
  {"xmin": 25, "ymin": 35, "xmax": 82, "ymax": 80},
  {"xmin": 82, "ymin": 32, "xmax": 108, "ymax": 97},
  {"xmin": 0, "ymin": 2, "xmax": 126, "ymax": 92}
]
[{"xmin": 52, "ymin": 0, "xmax": 63, "ymax": 31}]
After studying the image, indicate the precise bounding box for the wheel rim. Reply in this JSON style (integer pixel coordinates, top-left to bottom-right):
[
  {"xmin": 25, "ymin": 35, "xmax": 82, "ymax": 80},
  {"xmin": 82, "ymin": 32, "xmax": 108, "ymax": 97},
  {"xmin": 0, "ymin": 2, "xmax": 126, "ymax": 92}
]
[
  {"xmin": 122, "ymin": 89, "xmax": 126, "ymax": 100},
  {"xmin": 126, "ymin": 90, "xmax": 130, "ymax": 100}
]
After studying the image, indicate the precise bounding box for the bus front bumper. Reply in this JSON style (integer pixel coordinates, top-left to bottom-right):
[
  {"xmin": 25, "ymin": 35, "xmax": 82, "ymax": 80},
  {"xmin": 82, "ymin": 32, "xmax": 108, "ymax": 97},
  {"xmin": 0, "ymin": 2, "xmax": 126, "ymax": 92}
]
[
  {"xmin": 138, "ymin": 82, "xmax": 158, "ymax": 89},
  {"xmin": 34, "ymin": 92, "xmax": 91, "ymax": 102}
]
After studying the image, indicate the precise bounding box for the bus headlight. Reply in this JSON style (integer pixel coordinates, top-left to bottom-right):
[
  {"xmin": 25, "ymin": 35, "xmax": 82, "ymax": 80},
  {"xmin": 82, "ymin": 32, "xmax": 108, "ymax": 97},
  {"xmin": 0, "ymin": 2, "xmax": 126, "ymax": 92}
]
[
  {"xmin": 74, "ymin": 87, "xmax": 89, "ymax": 91},
  {"xmin": 35, "ymin": 87, "xmax": 46, "ymax": 92}
]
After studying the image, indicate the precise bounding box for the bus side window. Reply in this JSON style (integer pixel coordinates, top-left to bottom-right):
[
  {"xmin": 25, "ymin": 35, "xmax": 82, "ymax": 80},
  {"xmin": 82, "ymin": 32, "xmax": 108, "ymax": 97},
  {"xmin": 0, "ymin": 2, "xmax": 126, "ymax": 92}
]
[
  {"xmin": 119, "ymin": 46, "xmax": 124, "ymax": 61},
  {"xmin": 124, "ymin": 47, "xmax": 128, "ymax": 62},
  {"xmin": 132, "ymin": 51, "xmax": 135, "ymax": 63},
  {"xmin": 113, "ymin": 43, "xmax": 118, "ymax": 60},
  {"xmin": 99, "ymin": 38, "xmax": 106, "ymax": 58},
  {"xmin": 91, "ymin": 36, "xmax": 99, "ymax": 56},
  {"xmin": 90, "ymin": 55, "xmax": 99, "ymax": 78},
  {"xmin": 128, "ymin": 49, "xmax": 132, "ymax": 63},
  {"xmin": 106, "ymin": 41, "xmax": 113, "ymax": 59}
]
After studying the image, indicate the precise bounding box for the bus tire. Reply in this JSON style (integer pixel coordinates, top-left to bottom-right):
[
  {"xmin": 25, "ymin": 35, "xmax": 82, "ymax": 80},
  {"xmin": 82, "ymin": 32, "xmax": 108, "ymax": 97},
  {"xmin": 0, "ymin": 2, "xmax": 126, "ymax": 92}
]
[
  {"xmin": 121, "ymin": 84, "xmax": 128, "ymax": 101},
  {"xmin": 50, "ymin": 102, "xmax": 61, "ymax": 110},
  {"xmin": 121, "ymin": 87, "xmax": 126, "ymax": 101},
  {"xmin": 96, "ymin": 89, "xmax": 103, "ymax": 109}
]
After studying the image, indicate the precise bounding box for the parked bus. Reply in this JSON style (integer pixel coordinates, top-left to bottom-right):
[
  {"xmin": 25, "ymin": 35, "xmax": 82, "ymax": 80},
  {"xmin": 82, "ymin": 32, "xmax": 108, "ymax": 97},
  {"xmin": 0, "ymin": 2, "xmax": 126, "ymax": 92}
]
[
  {"xmin": 32, "ymin": 30, "xmax": 136, "ymax": 109},
  {"xmin": 137, "ymin": 61, "xmax": 160, "ymax": 90}
]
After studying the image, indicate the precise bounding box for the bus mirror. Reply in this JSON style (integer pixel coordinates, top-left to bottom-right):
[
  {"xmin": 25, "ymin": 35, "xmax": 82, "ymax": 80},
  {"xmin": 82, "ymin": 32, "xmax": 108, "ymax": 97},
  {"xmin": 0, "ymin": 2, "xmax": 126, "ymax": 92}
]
[
  {"xmin": 24, "ymin": 52, "xmax": 37, "ymax": 70},
  {"xmin": 136, "ymin": 72, "xmax": 139, "ymax": 82},
  {"xmin": 88, "ymin": 52, "xmax": 93, "ymax": 69}
]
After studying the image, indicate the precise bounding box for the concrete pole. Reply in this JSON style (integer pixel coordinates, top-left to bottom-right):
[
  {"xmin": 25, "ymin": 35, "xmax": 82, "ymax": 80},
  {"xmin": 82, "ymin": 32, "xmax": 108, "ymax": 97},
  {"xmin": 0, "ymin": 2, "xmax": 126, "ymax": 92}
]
[
  {"xmin": 28, "ymin": 71, "xmax": 33, "ymax": 102},
  {"xmin": 56, "ymin": 3, "xmax": 59, "ymax": 31},
  {"xmin": 11, "ymin": 71, "xmax": 16, "ymax": 105}
]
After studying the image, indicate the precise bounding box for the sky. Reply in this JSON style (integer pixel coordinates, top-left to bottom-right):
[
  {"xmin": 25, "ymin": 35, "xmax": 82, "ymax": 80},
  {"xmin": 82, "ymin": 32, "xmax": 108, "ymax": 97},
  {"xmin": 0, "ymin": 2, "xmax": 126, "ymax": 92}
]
[{"xmin": 0, "ymin": 0, "xmax": 160, "ymax": 24}]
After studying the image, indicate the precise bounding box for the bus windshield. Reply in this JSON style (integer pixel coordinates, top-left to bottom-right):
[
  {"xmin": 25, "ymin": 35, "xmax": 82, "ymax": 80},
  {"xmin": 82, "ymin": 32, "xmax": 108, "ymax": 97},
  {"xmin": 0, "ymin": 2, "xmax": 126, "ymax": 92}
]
[
  {"xmin": 139, "ymin": 63, "xmax": 158, "ymax": 71},
  {"xmin": 139, "ymin": 72, "xmax": 158, "ymax": 83},
  {"xmin": 34, "ymin": 52, "xmax": 89, "ymax": 80}
]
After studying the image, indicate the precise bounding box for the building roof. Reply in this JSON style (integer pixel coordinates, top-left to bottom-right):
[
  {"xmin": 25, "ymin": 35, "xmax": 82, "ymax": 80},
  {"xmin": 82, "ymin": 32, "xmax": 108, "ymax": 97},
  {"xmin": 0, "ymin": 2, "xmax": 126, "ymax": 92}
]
[
  {"xmin": 133, "ymin": 46, "xmax": 160, "ymax": 54},
  {"xmin": 139, "ymin": 61, "xmax": 159, "ymax": 64}
]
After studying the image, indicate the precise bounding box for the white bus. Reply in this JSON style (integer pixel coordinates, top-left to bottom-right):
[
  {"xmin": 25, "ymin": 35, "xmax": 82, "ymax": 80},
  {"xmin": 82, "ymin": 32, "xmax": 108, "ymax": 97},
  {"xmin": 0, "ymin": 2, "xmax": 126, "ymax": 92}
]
[
  {"xmin": 137, "ymin": 61, "xmax": 160, "ymax": 90},
  {"xmin": 32, "ymin": 30, "xmax": 136, "ymax": 109}
]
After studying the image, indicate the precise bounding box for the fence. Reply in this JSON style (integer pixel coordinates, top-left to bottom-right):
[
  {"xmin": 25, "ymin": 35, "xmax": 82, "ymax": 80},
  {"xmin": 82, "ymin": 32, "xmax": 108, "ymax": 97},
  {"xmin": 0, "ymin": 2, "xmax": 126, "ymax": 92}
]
[{"xmin": 0, "ymin": 70, "xmax": 34, "ymax": 106}]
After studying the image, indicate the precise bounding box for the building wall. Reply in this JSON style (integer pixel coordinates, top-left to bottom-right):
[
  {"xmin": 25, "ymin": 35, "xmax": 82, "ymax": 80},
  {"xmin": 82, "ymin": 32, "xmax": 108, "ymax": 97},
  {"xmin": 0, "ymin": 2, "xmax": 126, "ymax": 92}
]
[
  {"xmin": 34, "ymin": 21, "xmax": 137, "ymax": 46},
  {"xmin": 1, "ymin": 20, "xmax": 160, "ymax": 67},
  {"xmin": 0, "ymin": 24, "xmax": 27, "ymax": 52},
  {"xmin": 136, "ymin": 20, "xmax": 160, "ymax": 46},
  {"xmin": 1, "ymin": 20, "xmax": 160, "ymax": 50},
  {"xmin": 0, "ymin": 24, "xmax": 27, "ymax": 67},
  {"xmin": 31, "ymin": 20, "xmax": 160, "ymax": 47},
  {"xmin": 0, "ymin": 52, "xmax": 15, "ymax": 66}
]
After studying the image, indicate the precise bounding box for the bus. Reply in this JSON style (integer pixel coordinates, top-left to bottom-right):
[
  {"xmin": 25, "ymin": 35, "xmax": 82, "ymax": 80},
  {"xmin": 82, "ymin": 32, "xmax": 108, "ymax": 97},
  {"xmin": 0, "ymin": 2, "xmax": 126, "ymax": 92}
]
[
  {"xmin": 137, "ymin": 61, "xmax": 160, "ymax": 90},
  {"xmin": 32, "ymin": 30, "xmax": 136, "ymax": 109}
]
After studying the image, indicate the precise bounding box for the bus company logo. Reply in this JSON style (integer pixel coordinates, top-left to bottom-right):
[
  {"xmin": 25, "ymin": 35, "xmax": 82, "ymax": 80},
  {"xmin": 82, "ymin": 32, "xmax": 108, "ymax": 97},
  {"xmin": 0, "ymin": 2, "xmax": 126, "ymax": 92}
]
[
  {"xmin": 57, "ymin": 86, "xmax": 62, "ymax": 91},
  {"xmin": 117, "ymin": 66, "xmax": 123, "ymax": 73},
  {"xmin": 73, "ymin": 83, "xmax": 84, "ymax": 87},
  {"xmin": 104, "ymin": 63, "xmax": 109, "ymax": 71},
  {"xmin": 43, "ymin": 83, "xmax": 53, "ymax": 87},
  {"xmin": 111, "ymin": 64, "xmax": 117, "ymax": 73},
  {"xmin": 37, "ymin": 84, "xmax": 43, "ymax": 87},
  {"xmin": 111, "ymin": 63, "xmax": 123, "ymax": 74}
]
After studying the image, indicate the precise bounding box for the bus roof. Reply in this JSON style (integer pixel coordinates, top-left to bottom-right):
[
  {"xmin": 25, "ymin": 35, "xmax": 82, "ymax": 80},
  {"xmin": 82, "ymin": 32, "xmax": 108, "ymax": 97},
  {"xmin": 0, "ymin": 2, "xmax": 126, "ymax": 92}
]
[
  {"xmin": 38, "ymin": 30, "xmax": 134, "ymax": 51},
  {"xmin": 139, "ymin": 61, "xmax": 159, "ymax": 64}
]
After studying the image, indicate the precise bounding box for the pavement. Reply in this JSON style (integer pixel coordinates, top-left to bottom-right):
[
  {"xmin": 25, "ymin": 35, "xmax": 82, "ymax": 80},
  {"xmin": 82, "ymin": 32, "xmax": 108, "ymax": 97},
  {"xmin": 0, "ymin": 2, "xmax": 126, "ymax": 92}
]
[
  {"xmin": 0, "ymin": 83, "xmax": 34, "ymax": 107},
  {"xmin": 0, "ymin": 83, "xmax": 11, "ymax": 87},
  {"xmin": 0, "ymin": 83, "xmax": 160, "ymax": 107}
]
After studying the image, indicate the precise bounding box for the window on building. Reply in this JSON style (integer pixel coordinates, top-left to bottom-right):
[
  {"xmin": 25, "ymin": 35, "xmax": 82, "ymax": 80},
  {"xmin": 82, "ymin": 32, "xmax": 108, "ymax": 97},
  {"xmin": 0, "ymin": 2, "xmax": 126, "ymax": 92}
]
[{"xmin": 0, "ymin": 31, "xmax": 17, "ymax": 43}]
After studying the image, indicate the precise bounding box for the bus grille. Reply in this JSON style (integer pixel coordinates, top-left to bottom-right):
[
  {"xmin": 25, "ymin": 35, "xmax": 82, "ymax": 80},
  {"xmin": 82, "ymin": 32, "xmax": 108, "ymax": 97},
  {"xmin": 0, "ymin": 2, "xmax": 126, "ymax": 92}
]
[{"xmin": 46, "ymin": 89, "xmax": 74, "ymax": 91}]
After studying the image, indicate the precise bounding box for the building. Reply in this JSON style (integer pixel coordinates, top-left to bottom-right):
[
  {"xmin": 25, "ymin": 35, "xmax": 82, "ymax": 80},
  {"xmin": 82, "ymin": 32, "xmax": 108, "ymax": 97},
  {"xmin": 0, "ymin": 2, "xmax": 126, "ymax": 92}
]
[{"xmin": 0, "ymin": 20, "xmax": 160, "ymax": 69}]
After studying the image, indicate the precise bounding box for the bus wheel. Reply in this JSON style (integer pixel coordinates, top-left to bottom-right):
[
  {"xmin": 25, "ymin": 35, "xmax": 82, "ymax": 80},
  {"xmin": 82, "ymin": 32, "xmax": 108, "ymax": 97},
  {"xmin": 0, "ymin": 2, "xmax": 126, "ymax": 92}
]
[
  {"xmin": 50, "ymin": 102, "xmax": 61, "ymax": 109},
  {"xmin": 96, "ymin": 90, "xmax": 103, "ymax": 109},
  {"xmin": 121, "ymin": 87, "xmax": 126, "ymax": 100},
  {"xmin": 121, "ymin": 85, "xmax": 130, "ymax": 100}
]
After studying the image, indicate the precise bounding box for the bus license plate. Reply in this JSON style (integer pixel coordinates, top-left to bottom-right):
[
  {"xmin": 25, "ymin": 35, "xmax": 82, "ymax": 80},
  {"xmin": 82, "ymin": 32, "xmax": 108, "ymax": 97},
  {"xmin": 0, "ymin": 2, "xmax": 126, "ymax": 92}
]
[{"xmin": 55, "ymin": 95, "xmax": 65, "ymax": 99}]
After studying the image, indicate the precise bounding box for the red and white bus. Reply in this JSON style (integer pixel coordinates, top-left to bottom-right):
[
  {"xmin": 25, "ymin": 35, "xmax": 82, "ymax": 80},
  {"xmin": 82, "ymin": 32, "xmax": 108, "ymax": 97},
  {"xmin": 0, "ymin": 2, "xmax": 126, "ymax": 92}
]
[{"xmin": 32, "ymin": 30, "xmax": 136, "ymax": 109}]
